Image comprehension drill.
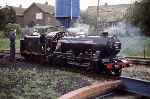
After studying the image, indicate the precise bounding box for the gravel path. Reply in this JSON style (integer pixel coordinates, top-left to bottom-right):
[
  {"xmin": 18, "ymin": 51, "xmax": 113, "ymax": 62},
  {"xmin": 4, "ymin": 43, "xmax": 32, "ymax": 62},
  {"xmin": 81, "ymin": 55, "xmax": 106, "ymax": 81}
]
[{"xmin": 122, "ymin": 65, "xmax": 150, "ymax": 81}]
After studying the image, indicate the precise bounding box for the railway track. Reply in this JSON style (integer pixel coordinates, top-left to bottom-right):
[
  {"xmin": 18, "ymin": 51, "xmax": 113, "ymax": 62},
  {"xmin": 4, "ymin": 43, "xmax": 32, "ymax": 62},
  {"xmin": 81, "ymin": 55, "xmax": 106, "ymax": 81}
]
[
  {"xmin": 1, "ymin": 49, "xmax": 150, "ymax": 65},
  {"xmin": 125, "ymin": 56, "xmax": 150, "ymax": 65}
]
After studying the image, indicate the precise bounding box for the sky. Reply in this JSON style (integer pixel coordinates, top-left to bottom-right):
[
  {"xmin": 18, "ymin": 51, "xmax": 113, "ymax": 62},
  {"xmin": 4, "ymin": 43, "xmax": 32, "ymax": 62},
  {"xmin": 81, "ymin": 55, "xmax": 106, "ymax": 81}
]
[{"xmin": 0, "ymin": 0, "xmax": 133, "ymax": 10}]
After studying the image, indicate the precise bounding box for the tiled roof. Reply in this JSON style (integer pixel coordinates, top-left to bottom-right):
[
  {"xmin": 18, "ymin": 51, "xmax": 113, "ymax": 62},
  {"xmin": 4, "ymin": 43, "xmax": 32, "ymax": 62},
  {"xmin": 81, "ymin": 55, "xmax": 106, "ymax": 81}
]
[
  {"xmin": 13, "ymin": 7, "xmax": 26, "ymax": 16},
  {"xmin": 34, "ymin": 3, "xmax": 54, "ymax": 14},
  {"xmin": 13, "ymin": 3, "xmax": 54, "ymax": 16}
]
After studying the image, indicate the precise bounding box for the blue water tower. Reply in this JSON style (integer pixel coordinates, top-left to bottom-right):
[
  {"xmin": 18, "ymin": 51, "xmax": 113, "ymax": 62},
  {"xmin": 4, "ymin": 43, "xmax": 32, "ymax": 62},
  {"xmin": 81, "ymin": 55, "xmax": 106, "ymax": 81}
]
[{"xmin": 56, "ymin": 0, "xmax": 80, "ymax": 29}]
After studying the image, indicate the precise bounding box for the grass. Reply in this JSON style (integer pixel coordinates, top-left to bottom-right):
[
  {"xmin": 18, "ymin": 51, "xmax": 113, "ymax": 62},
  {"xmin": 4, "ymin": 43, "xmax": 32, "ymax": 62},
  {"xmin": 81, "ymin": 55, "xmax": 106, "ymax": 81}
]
[
  {"xmin": 119, "ymin": 37, "xmax": 150, "ymax": 57},
  {"xmin": 0, "ymin": 65, "xmax": 95, "ymax": 99},
  {"xmin": 0, "ymin": 38, "xmax": 20, "ymax": 51}
]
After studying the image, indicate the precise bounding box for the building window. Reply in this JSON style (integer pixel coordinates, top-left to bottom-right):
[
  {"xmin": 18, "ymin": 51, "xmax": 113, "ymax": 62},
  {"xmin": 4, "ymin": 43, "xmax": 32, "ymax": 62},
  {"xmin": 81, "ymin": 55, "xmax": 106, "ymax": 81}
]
[{"xmin": 36, "ymin": 12, "xmax": 43, "ymax": 20}]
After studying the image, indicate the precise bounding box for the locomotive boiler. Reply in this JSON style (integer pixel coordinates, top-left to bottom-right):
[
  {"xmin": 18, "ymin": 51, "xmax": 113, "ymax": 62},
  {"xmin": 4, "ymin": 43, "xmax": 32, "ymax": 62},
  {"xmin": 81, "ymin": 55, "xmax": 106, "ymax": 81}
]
[{"xmin": 20, "ymin": 27, "xmax": 129, "ymax": 76}]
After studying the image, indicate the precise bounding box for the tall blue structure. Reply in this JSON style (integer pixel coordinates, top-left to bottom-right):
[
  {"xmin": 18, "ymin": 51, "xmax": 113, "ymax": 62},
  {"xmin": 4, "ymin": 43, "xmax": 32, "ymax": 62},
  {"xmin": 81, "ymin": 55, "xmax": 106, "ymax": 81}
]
[{"xmin": 56, "ymin": 0, "xmax": 80, "ymax": 29}]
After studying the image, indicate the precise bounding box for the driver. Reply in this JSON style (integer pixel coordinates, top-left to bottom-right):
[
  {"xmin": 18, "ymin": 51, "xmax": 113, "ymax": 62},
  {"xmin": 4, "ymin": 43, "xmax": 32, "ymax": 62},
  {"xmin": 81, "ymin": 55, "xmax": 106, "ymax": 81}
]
[{"xmin": 40, "ymin": 33, "xmax": 46, "ymax": 54}]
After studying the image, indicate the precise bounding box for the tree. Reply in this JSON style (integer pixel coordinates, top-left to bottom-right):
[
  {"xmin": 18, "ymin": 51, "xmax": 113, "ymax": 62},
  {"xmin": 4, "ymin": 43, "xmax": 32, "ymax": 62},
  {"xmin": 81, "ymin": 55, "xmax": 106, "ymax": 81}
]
[
  {"xmin": 0, "ymin": 9, "xmax": 6, "ymax": 30},
  {"xmin": 80, "ymin": 11, "xmax": 97, "ymax": 28},
  {"xmin": 125, "ymin": 0, "xmax": 150, "ymax": 36},
  {"xmin": 80, "ymin": 11, "xmax": 97, "ymax": 35},
  {"xmin": 0, "ymin": 6, "xmax": 16, "ymax": 30},
  {"xmin": 0, "ymin": 6, "xmax": 16, "ymax": 37},
  {"xmin": 2, "ymin": 6, "xmax": 16, "ymax": 24}
]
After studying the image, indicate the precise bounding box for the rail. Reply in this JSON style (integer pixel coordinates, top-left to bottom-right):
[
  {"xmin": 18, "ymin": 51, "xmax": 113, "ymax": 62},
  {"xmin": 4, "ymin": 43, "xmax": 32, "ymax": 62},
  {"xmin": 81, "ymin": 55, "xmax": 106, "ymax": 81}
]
[{"xmin": 124, "ymin": 57, "xmax": 150, "ymax": 65}]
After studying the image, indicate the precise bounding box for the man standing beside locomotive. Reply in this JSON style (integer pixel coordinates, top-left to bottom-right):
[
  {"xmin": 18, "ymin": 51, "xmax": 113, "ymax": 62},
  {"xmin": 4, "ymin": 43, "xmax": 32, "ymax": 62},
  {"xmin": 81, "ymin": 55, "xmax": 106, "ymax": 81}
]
[
  {"xmin": 40, "ymin": 33, "xmax": 47, "ymax": 54},
  {"xmin": 9, "ymin": 28, "xmax": 16, "ymax": 62}
]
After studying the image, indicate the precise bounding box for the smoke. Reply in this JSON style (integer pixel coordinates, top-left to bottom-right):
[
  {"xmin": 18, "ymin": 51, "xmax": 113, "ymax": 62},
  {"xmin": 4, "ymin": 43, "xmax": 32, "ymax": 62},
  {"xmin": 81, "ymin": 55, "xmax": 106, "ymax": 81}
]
[
  {"xmin": 67, "ymin": 23, "xmax": 90, "ymax": 35},
  {"xmin": 104, "ymin": 21, "xmax": 142, "ymax": 37},
  {"xmin": 67, "ymin": 21, "xmax": 149, "ymax": 57},
  {"xmin": 104, "ymin": 21, "xmax": 147, "ymax": 57}
]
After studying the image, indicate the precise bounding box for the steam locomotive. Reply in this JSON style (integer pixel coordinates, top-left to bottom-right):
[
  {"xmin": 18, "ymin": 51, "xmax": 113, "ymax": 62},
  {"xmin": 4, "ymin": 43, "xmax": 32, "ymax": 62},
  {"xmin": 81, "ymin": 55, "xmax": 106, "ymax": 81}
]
[{"xmin": 20, "ymin": 26, "xmax": 129, "ymax": 76}]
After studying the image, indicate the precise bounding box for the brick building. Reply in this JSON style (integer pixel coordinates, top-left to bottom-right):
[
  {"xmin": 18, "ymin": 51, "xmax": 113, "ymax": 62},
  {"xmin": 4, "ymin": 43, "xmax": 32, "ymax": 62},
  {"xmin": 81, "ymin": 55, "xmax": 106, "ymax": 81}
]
[
  {"xmin": 14, "ymin": 3, "xmax": 60, "ymax": 27},
  {"xmin": 87, "ymin": 4, "xmax": 130, "ymax": 24},
  {"xmin": 13, "ymin": 6, "xmax": 25, "ymax": 27}
]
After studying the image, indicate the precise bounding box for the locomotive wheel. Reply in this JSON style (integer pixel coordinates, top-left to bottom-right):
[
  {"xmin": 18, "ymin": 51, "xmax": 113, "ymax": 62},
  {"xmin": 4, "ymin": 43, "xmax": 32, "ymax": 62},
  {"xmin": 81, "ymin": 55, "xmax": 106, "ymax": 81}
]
[
  {"xmin": 94, "ymin": 65, "xmax": 101, "ymax": 73},
  {"xmin": 105, "ymin": 68, "xmax": 121, "ymax": 76},
  {"xmin": 113, "ymin": 69, "xmax": 121, "ymax": 76},
  {"xmin": 48, "ymin": 55, "xmax": 54, "ymax": 65},
  {"xmin": 50, "ymin": 55, "xmax": 66, "ymax": 67},
  {"xmin": 22, "ymin": 54, "xmax": 32, "ymax": 61},
  {"xmin": 91, "ymin": 61, "xmax": 102, "ymax": 73}
]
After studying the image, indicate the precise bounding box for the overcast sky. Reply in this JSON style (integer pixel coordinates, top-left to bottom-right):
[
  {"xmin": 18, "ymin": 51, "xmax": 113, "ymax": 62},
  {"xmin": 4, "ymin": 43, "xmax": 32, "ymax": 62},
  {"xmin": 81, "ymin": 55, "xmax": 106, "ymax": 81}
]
[{"xmin": 0, "ymin": 0, "xmax": 133, "ymax": 10}]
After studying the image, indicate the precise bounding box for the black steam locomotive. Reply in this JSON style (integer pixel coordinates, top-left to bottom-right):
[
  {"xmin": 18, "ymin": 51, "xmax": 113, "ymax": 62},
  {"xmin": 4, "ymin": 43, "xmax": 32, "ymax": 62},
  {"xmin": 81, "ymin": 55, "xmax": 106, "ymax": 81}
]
[{"xmin": 20, "ymin": 26, "xmax": 129, "ymax": 76}]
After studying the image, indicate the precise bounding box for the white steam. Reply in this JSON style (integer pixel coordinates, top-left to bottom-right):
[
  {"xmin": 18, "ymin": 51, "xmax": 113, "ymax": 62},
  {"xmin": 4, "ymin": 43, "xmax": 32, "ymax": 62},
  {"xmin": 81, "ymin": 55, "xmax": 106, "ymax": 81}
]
[
  {"xmin": 67, "ymin": 23, "xmax": 90, "ymax": 35},
  {"xmin": 67, "ymin": 21, "xmax": 148, "ymax": 57},
  {"xmin": 104, "ymin": 21, "xmax": 142, "ymax": 37},
  {"xmin": 104, "ymin": 21, "xmax": 147, "ymax": 57}
]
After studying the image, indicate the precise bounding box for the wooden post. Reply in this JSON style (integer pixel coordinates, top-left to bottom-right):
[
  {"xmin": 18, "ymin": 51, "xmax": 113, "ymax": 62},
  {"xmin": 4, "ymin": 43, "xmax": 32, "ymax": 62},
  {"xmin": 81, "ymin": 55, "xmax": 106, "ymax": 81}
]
[
  {"xmin": 143, "ymin": 38, "xmax": 146, "ymax": 58},
  {"xmin": 59, "ymin": 80, "xmax": 121, "ymax": 99},
  {"xmin": 144, "ymin": 43, "xmax": 146, "ymax": 58},
  {"xmin": 96, "ymin": 0, "xmax": 100, "ymax": 34}
]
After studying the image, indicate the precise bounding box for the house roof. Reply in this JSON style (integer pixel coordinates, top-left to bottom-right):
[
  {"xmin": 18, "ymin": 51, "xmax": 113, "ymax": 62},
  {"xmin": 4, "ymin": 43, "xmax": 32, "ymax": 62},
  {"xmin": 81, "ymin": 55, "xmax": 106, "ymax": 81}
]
[
  {"xmin": 87, "ymin": 4, "xmax": 130, "ymax": 22},
  {"xmin": 13, "ymin": 7, "xmax": 26, "ymax": 16},
  {"xmin": 34, "ymin": 3, "xmax": 54, "ymax": 14},
  {"xmin": 13, "ymin": 3, "xmax": 54, "ymax": 16}
]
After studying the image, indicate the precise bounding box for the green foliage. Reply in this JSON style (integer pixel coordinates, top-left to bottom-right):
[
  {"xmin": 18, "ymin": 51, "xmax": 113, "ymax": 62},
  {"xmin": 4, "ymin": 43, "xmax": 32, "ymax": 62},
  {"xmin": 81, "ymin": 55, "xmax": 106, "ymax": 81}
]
[
  {"xmin": 0, "ymin": 6, "xmax": 17, "ymax": 38},
  {"xmin": 125, "ymin": 0, "xmax": 150, "ymax": 36},
  {"xmin": 119, "ymin": 37, "xmax": 150, "ymax": 57},
  {"xmin": 0, "ymin": 39, "xmax": 20, "ymax": 51},
  {"xmin": 0, "ymin": 31, "xmax": 5, "ymax": 38},
  {"xmin": 0, "ymin": 9, "xmax": 6, "ymax": 30},
  {"xmin": 3, "ymin": 6, "xmax": 16, "ymax": 24},
  {"xmin": 80, "ymin": 11, "xmax": 97, "ymax": 28},
  {"xmin": 0, "ymin": 66, "xmax": 93, "ymax": 99},
  {"xmin": 80, "ymin": 11, "xmax": 97, "ymax": 34},
  {"xmin": 0, "ymin": 6, "xmax": 16, "ymax": 30},
  {"xmin": 4, "ymin": 23, "xmax": 22, "ymax": 38}
]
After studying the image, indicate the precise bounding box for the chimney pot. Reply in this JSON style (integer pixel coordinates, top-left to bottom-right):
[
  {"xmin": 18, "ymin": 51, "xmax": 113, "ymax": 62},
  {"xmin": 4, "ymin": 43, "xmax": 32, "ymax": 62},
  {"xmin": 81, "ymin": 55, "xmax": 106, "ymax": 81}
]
[
  {"xmin": 19, "ymin": 4, "xmax": 22, "ymax": 8},
  {"xmin": 45, "ymin": 2, "xmax": 48, "ymax": 5},
  {"xmin": 105, "ymin": 3, "xmax": 108, "ymax": 6}
]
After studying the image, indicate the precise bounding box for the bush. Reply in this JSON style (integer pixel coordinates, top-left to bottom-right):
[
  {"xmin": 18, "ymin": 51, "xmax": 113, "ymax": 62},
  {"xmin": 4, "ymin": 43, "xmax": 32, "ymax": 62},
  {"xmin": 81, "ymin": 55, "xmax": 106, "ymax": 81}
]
[
  {"xmin": 3, "ymin": 23, "xmax": 22, "ymax": 38},
  {"xmin": 125, "ymin": 0, "xmax": 150, "ymax": 36},
  {"xmin": 0, "ymin": 31, "xmax": 5, "ymax": 38}
]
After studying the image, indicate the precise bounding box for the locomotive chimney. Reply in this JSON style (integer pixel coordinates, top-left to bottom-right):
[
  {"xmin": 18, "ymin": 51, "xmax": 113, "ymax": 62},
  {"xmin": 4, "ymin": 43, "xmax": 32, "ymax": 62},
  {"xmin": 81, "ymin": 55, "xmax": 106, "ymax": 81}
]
[
  {"xmin": 19, "ymin": 4, "xmax": 22, "ymax": 8},
  {"xmin": 101, "ymin": 32, "xmax": 108, "ymax": 37}
]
